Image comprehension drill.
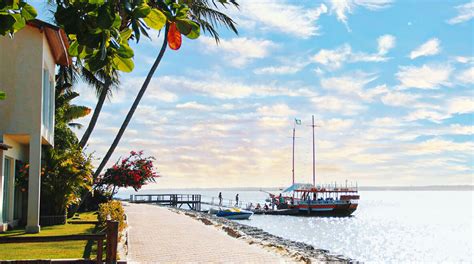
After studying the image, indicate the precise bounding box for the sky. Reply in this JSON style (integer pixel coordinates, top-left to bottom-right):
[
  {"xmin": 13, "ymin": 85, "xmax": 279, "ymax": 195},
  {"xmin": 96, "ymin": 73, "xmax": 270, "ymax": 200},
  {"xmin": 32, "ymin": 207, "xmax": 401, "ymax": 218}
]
[{"xmin": 33, "ymin": 0, "xmax": 473, "ymax": 188}]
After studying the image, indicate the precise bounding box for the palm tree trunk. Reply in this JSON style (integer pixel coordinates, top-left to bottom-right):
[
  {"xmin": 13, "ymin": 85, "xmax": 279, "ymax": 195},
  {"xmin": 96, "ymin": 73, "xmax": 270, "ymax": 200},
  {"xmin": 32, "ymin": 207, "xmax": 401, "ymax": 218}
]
[
  {"xmin": 79, "ymin": 78, "xmax": 111, "ymax": 148},
  {"xmin": 93, "ymin": 25, "xmax": 168, "ymax": 178}
]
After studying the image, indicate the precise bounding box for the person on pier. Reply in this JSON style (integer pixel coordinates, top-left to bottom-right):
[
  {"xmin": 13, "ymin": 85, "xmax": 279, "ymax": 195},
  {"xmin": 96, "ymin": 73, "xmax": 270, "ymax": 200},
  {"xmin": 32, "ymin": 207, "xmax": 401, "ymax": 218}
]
[
  {"xmin": 218, "ymin": 192, "xmax": 223, "ymax": 206},
  {"xmin": 235, "ymin": 194, "xmax": 239, "ymax": 207}
]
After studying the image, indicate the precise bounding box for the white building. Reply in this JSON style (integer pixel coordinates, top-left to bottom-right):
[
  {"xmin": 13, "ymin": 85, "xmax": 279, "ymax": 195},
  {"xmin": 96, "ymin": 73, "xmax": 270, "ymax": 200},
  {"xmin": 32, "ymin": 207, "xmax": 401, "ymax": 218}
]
[{"xmin": 0, "ymin": 19, "xmax": 70, "ymax": 233}]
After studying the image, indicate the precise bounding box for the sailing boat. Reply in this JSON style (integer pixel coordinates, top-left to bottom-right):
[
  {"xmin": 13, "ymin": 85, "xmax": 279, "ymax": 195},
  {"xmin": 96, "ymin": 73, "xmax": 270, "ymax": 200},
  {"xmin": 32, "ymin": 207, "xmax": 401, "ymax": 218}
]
[{"xmin": 257, "ymin": 115, "xmax": 360, "ymax": 217}]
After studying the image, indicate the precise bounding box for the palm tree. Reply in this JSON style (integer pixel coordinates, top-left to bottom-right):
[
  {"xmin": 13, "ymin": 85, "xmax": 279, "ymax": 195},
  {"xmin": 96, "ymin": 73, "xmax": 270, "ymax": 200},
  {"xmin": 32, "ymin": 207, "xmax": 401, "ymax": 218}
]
[
  {"xmin": 93, "ymin": 0, "xmax": 239, "ymax": 178},
  {"xmin": 79, "ymin": 68, "xmax": 119, "ymax": 148}
]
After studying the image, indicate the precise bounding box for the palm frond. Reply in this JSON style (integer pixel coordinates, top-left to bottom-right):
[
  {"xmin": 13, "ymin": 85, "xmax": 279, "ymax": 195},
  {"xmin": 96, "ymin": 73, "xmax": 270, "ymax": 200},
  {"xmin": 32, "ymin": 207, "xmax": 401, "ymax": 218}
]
[
  {"xmin": 187, "ymin": 0, "xmax": 239, "ymax": 42},
  {"xmin": 63, "ymin": 105, "xmax": 91, "ymax": 123},
  {"xmin": 189, "ymin": 0, "xmax": 239, "ymax": 38},
  {"xmin": 81, "ymin": 67, "xmax": 120, "ymax": 98},
  {"xmin": 56, "ymin": 90, "xmax": 80, "ymax": 109}
]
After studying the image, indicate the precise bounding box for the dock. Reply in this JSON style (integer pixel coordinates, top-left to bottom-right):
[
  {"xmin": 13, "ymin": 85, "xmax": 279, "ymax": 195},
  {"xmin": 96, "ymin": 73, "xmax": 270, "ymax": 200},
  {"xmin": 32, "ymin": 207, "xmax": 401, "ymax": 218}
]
[
  {"xmin": 130, "ymin": 194, "xmax": 202, "ymax": 211},
  {"xmin": 129, "ymin": 193, "xmax": 254, "ymax": 212}
]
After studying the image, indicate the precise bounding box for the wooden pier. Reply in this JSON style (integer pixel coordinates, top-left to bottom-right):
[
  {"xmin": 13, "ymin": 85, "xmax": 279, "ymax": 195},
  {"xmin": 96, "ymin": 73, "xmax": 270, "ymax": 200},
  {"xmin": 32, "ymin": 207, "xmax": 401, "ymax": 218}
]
[{"xmin": 130, "ymin": 194, "xmax": 202, "ymax": 211}]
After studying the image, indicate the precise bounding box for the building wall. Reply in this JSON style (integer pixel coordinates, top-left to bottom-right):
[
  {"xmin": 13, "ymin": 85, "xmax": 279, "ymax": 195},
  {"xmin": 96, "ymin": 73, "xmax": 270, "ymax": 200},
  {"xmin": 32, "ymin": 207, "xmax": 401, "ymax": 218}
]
[
  {"xmin": 0, "ymin": 25, "xmax": 55, "ymax": 146},
  {"xmin": 0, "ymin": 25, "xmax": 57, "ymax": 232}
]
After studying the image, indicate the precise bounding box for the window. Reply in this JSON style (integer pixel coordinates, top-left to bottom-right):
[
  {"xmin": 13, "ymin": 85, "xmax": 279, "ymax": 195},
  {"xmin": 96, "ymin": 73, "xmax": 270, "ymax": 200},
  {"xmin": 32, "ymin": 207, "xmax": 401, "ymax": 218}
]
[
  {"xmin": 42, "ymin": 69, "xmax": 54, "ymax": 131},
  {"xmin": 49, "ymin": 79, "xmax": 54, "ymax": 129},
  {"xmin": 2, "ymin": 157, "xmax": 12, "ymax": 221},
  {"xmin": 42, "ymin": 69, "xmax": 49, "ymax": 128}
]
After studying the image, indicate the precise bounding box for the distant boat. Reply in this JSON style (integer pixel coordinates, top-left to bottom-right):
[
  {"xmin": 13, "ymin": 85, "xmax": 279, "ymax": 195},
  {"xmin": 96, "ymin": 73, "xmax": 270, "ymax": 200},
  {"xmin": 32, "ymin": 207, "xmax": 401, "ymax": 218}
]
[
  {"xmin": 216, "ymin": 208, "xmax": 253, "ymax": 220},
  {"xmin": 255, "ymin": 115, "xmax": 360, "ymax": 217},
  {"xmin": 258, "ymin": 183, "xmax": 359, "ymax": 217}
]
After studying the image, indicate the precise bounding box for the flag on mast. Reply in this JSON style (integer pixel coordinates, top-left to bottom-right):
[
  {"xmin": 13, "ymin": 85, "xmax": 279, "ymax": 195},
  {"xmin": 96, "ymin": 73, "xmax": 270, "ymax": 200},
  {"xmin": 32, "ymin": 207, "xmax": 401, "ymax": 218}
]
[{"xmin": 295, "ymin": 118, "xmax": 302, "ymax": 125}]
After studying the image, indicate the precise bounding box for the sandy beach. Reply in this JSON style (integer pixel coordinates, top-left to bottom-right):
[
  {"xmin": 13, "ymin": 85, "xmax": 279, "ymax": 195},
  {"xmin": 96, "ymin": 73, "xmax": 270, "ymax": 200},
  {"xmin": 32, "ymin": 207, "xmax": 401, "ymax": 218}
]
[{"xmin": 123, "ymin": 202, "xmax": 351, "ymax": 263}]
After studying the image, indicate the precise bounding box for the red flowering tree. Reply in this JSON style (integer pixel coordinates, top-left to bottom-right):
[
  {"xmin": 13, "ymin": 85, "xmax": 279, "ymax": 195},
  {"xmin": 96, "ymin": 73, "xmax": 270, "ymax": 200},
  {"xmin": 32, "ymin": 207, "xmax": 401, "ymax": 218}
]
[{"xmin": 101, "ymin": 151, "xmax": 158, "ymax": 198}]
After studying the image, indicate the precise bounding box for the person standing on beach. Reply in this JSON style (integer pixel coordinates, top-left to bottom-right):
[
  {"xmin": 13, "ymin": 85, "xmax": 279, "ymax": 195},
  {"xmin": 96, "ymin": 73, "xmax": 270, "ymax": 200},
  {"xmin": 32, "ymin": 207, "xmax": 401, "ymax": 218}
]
[
  {"xmin": 235, "ymin": 194, "xmax": 239, "ymax": 207},
  {"xmin": 218, "ymin": 192, "xmax": 223, "ymax": 206}
]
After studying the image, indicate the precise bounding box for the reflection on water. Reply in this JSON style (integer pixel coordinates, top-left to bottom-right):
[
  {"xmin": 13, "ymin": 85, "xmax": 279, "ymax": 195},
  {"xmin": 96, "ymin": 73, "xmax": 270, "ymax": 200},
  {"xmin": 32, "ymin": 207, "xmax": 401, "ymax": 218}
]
[
  {"xmin": 246, "ymin": 191, "xmax": 473, "ymax": 263},
  {"xmin": 118, "ymin": 190, "xmax": 473, "ymax": 262}
]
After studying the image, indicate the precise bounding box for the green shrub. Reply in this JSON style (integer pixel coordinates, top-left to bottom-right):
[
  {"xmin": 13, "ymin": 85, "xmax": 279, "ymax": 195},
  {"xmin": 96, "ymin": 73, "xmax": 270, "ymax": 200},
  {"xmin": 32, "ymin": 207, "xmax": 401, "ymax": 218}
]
[{"xmin": 98, "ymin": 200, "xmax": 126, "ymax": 235}]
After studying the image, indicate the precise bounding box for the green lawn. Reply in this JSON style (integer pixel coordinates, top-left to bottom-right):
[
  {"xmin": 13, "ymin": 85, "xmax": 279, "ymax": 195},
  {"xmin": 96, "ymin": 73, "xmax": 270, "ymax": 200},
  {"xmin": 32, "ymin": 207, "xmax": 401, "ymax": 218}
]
[{"xmin": 0, "ymin": 212, "xmax": 102, "ymax": 260}]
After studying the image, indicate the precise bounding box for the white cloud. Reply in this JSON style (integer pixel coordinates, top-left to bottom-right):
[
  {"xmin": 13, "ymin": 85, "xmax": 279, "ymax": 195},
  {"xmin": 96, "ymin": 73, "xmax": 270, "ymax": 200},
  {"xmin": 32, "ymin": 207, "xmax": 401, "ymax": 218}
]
[
  {"xmin": 254, "ymin": 63, "xmax": 307, "ymax": 75},
  {"xmin": 457, "ymin": 67, "xmax": 474, "ymax": 84},
  {"xmin": 311, "ymin": 96, "xmax": 366, "ymax": 116},
  {"xmin": 312, "ymin": 44, "xmax": 352, "ymax": 69},
  {"xmin": 199, "ymin": 37, "xmax": 276, "ymax": 67},
  {"xmin": 319, "ymin": 75, "xmax": 388, "ymax": 107},
  {"xmin": 156, "ymin": 75, "xmax": 317, "ymax": 99},
  {"xmin": 396, "ymin": 64, "xmax": 453, "ymax": 89},
  {"xmin": 234, "ymin": 0, "xmax": 328, "ymax": 38},
  {"xmin": 447, "ymin": 2, "xmax": 474, "ymax": 24},
  {"xmin": 320, "ymin": 72, "xmax": 378, "ymax": 100},
  {"xmin": 447, "ymin": 97, "xmax": 474, "ymax": 115},
  {"xmin": 377, "ymin": 34, "xmax": 396, "ymax": 55},
  {"xmin": 320, "ymin": 118, "xmax": 354, "ymax": 131},
  {"xmin": 120, "ymin": 77, "xmax": 178, "ymax": 103},
  {"xmin": 381, "ymin": 91, "xmax": 420, "ymax": 107},
  {"xmin": 453, "ymin": 56, "xmax": 474, "ymax": 64},
  {"xmin": 447, "ymin": 124, "xmax": 474, "ymax": 135},
  {"xmin": 176, "ymin": 101, "xmax": 213, "ymax": 111},
  {"xmin": 312, "ymin": 35, "xmax": 395, "ymax": 70},
  {"xmin": 257, "ymin": 104, "xmax": 296, "ymax": 117},
  {"xmin": 407, "ymin": 138, "xmax": 474, "ymax": 155},
  {"xmin": 328, "ymin": 0, "xmax": 392, "ymax": 29},
  {"xmin": 257, "ymin": 104, "xmax": 297, "ymax": 128},
  {"xmin": 405, "ymin": 109, "xmax": 449, "ymax": 123},
  {"xmin": 409, "ymin": 38, "xmax": 441, "ymax": 59}
]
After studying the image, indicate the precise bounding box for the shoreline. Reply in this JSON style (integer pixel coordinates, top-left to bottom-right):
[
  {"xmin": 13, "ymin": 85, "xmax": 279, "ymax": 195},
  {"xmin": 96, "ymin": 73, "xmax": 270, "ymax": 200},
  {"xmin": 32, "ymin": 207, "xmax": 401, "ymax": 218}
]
[{"xmin": 169, "ymin": 207, "xmax": 353, "ymax": 263}]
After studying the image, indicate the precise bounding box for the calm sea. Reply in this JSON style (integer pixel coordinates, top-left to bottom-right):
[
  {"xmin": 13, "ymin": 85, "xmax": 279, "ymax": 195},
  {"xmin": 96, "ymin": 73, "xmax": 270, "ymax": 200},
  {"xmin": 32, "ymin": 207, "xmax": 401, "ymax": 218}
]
[{"xmin": 117, "ymin": 189, "xmax": 473, "ymax": 263}]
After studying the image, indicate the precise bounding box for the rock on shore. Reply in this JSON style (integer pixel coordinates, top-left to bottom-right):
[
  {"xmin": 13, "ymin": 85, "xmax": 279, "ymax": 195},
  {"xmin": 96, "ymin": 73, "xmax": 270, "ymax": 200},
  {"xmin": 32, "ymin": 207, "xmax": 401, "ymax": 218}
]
[{"xmin": 170, "ymin": 208, "xmax": 354, "ymax": 263}]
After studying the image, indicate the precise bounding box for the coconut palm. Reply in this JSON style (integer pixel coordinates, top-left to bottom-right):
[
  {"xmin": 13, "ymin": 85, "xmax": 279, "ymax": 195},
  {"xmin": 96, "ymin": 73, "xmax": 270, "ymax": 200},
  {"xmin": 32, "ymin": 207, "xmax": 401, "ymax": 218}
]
[
  {"xmin": 93, "ymin": 0, "xmax": 239, "ymax": 178},
  {"xmin": 79, "ymin": 68, "xmax": 119, "ymax": 148}
]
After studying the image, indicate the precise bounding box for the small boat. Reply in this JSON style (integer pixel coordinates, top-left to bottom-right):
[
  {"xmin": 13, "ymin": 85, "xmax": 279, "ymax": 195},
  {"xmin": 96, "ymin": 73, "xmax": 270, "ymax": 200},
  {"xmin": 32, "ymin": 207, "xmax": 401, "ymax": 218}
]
[{"xmin": 216, "ymin": 208, "xmax": 253, "ymax": 220}]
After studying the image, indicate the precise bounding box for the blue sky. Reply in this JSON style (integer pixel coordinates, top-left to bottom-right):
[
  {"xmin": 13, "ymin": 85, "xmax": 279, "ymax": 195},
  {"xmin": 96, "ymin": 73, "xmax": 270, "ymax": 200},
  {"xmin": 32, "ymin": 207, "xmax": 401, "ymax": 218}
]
[{"xmin": 34, "ymin": 0, "xmax": 473, "ymax": 188}]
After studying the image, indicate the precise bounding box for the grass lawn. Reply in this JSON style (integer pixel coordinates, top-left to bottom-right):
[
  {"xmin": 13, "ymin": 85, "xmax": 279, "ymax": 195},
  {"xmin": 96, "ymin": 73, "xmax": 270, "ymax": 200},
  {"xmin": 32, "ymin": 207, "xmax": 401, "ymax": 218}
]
[{"xmin": 0, "ymin": 212, "xmax": 102, "ymax": 260}]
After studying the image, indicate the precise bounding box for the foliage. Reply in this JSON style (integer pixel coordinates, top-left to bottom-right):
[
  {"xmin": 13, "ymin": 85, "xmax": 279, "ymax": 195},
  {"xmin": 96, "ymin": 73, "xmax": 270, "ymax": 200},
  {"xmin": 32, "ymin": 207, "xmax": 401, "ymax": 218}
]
[
  {"xmin": 0, "ymin": 0, "xmax": 37, "ymax": 36},
  {"xmin": 98, "ymin": 200, "xmax": 126, "ymax": 235},
  {"xmin": 41, "ymin": 145, "xmax": 94, "ymax": 216},
  {"xmin": 101, "ymin": 151, "xmax": 158, "ymax": 196},
  {"xmin": 54, "ymin": 0, "xmax": 202, "ymax": 74},
  {"xmin": 15, "ymin": 160, "xmax": 28, "ymax": 192},
  {"xmin": 0, "ymin": 90, "xmax": 5, "ymax": 100}
]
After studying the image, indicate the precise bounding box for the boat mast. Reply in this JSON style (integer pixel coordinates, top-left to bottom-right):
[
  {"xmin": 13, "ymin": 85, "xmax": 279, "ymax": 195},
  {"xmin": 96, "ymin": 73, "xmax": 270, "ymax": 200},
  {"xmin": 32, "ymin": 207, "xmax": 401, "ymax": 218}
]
[
  {"xmin": 292, "ymin": 126, "xmax": 295, "ymax": 185},
  {"xmin": 312, "ymin": 115, "xmax": 315, "ymax": 186}
]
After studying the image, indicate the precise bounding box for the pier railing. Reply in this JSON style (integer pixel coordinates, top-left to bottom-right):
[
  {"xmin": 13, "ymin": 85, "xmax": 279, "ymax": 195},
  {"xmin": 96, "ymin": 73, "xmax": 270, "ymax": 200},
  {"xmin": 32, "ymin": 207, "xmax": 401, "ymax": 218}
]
[{"xmin": 130, "ymin": 194, "xmax": 201, "ymax": 211}]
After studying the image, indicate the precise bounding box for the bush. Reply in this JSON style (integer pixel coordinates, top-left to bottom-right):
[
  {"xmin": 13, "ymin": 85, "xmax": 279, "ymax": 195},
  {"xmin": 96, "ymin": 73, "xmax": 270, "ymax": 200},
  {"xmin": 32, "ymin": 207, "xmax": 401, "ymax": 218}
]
[{"xmin": 98, "ymin": 200, "xmax": 126, "ymax": 235}]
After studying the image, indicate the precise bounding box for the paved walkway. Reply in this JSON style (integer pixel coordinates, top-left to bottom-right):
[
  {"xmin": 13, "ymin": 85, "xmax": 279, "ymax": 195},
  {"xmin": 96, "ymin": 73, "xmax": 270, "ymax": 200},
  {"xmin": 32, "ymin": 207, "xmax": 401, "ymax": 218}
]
[{"xmin": 124, "ymin": 203, "xmax": 289, "ymax": 263}]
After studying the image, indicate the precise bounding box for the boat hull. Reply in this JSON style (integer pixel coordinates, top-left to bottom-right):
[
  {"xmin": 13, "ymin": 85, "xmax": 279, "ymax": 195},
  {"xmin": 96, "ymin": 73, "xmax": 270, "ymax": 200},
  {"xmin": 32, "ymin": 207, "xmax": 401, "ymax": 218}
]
[
  {"xmin": 216, "ymin": 210, "xmax": 253, "ymax": 220},
  {"xmin": 253, "ymin": 203, "xmax": 357, "ymax": 217}
]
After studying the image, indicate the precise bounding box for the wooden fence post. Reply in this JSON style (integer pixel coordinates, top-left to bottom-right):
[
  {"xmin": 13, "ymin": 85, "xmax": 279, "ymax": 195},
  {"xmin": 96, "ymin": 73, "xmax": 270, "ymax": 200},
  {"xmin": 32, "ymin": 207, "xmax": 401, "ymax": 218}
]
[
  {"xmin": 106, "ymin": 220, "xmax": 119, "ymax": 263},
  {"xmin": 97, "ymin": 239, "xmax": 104, "ymax": 264}
]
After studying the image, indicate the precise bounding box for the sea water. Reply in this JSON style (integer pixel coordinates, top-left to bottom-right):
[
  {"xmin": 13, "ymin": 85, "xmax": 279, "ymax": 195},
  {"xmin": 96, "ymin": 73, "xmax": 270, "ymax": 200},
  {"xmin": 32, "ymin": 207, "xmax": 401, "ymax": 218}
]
[{"xmin": 117, "ymin": 189, "xmax": 473, "ymax": 263}]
